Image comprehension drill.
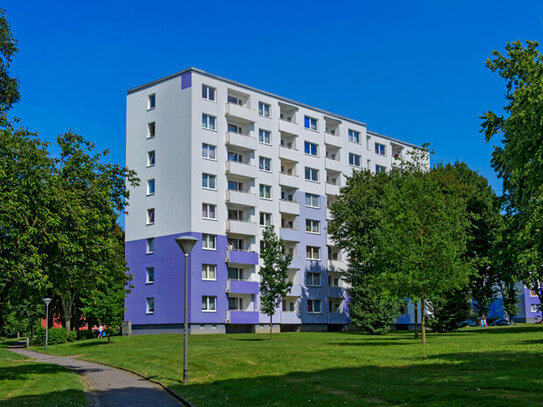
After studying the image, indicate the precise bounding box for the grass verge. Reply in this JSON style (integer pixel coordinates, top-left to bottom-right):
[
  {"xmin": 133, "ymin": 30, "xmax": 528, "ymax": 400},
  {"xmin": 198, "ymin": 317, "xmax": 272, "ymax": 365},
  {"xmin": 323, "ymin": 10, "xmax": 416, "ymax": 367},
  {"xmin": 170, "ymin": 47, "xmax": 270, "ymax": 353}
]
[{"xmin": 34, "ymin": 325, "xmax": 543, "ymax": 406}]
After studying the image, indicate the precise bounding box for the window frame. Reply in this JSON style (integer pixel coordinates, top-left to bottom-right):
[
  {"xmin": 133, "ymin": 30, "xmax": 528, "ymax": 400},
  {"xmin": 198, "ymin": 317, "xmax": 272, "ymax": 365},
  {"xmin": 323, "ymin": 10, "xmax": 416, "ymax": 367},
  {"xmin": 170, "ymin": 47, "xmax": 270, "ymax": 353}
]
[
  {"xmin": 202, "ymin": 173, "xmax": 217, "ymax": 190},
  {"xmin": 306, "ymin": 272, "xmax": 321, "ymax": 287},
  {"xmin": 202, "ymin": 264, "xmax": 217, "ymax": 281},
  {"xmin": 259, "ymin": 156, "xmax": 272, "ymax": 172},
  {"xmin": 145, "ymin": 267, "xmax": 155, "ymax": 284},
  {"xmin": 305, "ymin": 193, "xmax": 320, "ymax": 208},
  {"xmin": 307, "ymin": 299, "xmax": 321, "ymax": 313},
  {"xmin": 202, "ymin": 113, "xmax": 217, "ymax": 131},
  {"xmin": 305, "ymin": 219, "xmax": 320, "ymax": 234},
  {"xmin": 375, "ymin": 142, "xmax": 386, "ymax": 156},
  {"xmin": 146, "ymin": 238, "xmax": 155, "ymax": 254},
  {"xmin": 304, "ymin": 167, "xmax": 319, "ymax": 182},
  {"xmin": 202, "ymin": 84, "xmax": 216, "ymax": 101},
  {"xmin": 202, "ymin": 203, "xmax": 217, "ymax": 220},
  {"xmin": 202, "ymin": 234, "xmax": 217, "ymax": 250},
  {"xmin": 304, "ymin": 115, "xmax": 318, "ymax": 131},
  {"xmin": 304, "ymin": 141, "xmax": 318, "ymax": 157},
  {"xmin": 201, "ymin": 143, "xmax": 217, "ymax": 160},
  {"xmin": 146, "ymin": 208, "xmax": 155, "ymax": 225},
  {"xmin": 147, "ymin": 122, "xmax": 156, "ymax": 139},
  {"xmin": 258, "ymin": 101, "xmax": 271, "ymax": 118},
  {"xmin": 147, "ymin": 150, "xmax": 155, "ymax": 167},
  {"xmin": 147, "ymin": 94, "xmax": 156, "ymax": 110},
  {"xmin": 146, "ymin": 297, "xmax": 155, "ymax": 314},
  {"xmin": 259, "ymin": 212, "xmax": 272, "ymax": 226},
  {"xmin": 146, "ymin": 179, "xmax": 155, "ymax": 196},
  {"xmin": 349, "ymin": 153, "xmax": 361, "ymax": 167},
  {"xmin": 375, "ymin": 165, "xmax": 387, "ymax": 174},
  {"xmin": 306, "ymin": 245, "xmax": 320, "ymax": 260},
  {"xmin": 201, "ymin": 296, "xmax": 217, "ymax": 312},
  {"xmin": 259, "ymin": 184, "xmax": 272, "ymax": 200},
  {"xmin": 348, "ymin": 129, "xmax": 360, "ymax": 144},
  {"xmin": 259, "ymin": 129, "xmax": 271, "ymax": 145}
]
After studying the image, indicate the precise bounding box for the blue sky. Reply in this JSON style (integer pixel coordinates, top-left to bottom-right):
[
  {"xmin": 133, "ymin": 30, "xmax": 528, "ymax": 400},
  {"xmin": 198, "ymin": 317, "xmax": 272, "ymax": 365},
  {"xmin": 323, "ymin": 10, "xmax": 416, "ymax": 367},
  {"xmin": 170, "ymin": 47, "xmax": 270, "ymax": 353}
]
[{"xmin": 5, "ymin": 0, "xmax": 543, "ymax": 200}]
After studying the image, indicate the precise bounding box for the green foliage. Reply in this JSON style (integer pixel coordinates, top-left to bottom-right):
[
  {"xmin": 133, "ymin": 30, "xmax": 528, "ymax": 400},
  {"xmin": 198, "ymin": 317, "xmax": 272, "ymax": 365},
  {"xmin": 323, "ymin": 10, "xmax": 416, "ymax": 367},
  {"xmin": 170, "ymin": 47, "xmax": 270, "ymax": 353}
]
[
  {"xmin": 67, "ymin": 331, "xmax": 77, "ymax": 342},
  {"xmin": 34, "ymin": 327, "xmax": 67, "ymax": 346},
  {"xmin": 427, "ymin": 289, "xmax": 472, "ymax": 332},
  {"xmin": 0, "ymin": 8, "xmax": 19, "ymax": 123},
  {"xmin": 346, "ymin": 265, "xmax": 401, "ymax": 334},
  {"xmin": 76, "ymin": 330, "xmax": 97, "ymax": 340},
  {"xmin": 259, "ymin": 225, "xmax": 293, "ymax": 338}
]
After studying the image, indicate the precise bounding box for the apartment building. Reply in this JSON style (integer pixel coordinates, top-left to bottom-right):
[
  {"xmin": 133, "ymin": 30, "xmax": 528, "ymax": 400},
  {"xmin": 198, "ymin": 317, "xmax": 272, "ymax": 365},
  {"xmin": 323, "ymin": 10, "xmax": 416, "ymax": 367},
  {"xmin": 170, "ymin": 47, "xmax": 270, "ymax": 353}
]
[{"xmin": 124, "ymin": 68, "xmax": 420, "ymax": 334}]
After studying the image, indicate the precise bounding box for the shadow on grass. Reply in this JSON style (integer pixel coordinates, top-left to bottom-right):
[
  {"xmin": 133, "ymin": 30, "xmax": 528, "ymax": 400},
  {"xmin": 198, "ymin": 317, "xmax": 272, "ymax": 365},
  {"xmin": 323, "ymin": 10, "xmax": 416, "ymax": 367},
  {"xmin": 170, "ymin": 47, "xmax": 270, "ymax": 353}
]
[
  {"xmin": 0, "ymin": 362, "xmax": 69, "ymax": 381},
  {"xmin": 331, "ymin": 340, "xmax": 414, "ymax": 347},
  {"xmin": 172, "ymin": 350, "xmax": 543, "ymax": 407},
  {"xmin": 230, "ymin": 338, "xmax": 267, "ymax": 342},
  {"xmin": 0, "ymin": 389, "xmax": 86, "ymax": 407}
]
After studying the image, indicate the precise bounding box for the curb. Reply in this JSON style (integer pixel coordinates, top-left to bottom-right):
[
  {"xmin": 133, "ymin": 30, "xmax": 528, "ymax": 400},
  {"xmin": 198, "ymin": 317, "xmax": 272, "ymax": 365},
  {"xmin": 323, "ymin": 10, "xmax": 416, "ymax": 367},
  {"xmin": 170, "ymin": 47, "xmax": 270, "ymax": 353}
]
[{"xmin": 25, "ymin": 348, "xmax": 195, "ymax": 407}]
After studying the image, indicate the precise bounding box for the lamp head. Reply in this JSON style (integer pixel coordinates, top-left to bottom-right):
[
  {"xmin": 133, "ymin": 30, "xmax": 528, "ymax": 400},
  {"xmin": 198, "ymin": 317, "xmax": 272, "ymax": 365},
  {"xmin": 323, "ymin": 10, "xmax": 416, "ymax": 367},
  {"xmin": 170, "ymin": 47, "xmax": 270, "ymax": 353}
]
[
  {"xmin": 43, "ymin": 298, "xmax": 52, "ymax": 306},
  {"xmin": 175, "ymin": 236, "xmax": 198, "ymax": 255}
]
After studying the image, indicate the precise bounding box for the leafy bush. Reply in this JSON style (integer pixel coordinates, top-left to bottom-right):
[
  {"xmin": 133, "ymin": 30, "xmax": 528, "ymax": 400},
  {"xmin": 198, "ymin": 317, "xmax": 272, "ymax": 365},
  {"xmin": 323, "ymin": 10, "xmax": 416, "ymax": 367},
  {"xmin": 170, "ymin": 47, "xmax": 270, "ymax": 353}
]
[
  {"xmin": 33, "ymin": 327, "xmax": 67, "ymax": 345},
  {"xmin": 67, "ymin": 331, "xmax": 77, "ymax": 342},
  {"xmin": 77, "ymin": 329, "xmax": 97, "ymax": 340}
]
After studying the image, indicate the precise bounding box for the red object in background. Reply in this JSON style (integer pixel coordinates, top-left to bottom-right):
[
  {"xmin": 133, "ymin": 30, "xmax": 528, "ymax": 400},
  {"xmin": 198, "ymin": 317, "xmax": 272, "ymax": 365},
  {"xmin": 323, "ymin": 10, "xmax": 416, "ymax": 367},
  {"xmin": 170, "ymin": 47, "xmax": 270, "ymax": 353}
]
[{"xmin": 40, "ymin": 317, "xmax": 98, "ymax": 330}]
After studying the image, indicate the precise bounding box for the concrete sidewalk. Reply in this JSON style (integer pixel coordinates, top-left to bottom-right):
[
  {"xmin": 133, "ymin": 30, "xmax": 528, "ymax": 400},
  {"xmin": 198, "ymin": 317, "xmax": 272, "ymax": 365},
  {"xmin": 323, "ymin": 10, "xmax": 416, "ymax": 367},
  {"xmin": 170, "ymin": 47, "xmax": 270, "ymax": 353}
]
[{"xmin": 10, "ymin": 348, "xmax": 182, "ymax": 407}]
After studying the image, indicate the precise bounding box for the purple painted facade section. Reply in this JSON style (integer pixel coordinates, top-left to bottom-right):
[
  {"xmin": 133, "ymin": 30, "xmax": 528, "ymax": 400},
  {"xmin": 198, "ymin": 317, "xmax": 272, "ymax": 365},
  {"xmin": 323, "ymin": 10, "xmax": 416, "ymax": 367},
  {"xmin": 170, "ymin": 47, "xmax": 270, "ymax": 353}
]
[
  {"xmin": 229, "ymin": 280, "xmax": 259, "ymax": 294},
  {"xmin": 230, "ymin": 311, "xmax": 259, "ymax": 324},
  {"xmin": 181, "ymin": 72, "xmax": 191, "ymax": 89},
  {"xmin": 228, "ymin": 250, "xmax": 258, "ymax": 265},
  {"xmin": 522, "ymin": 288, "xmax": 542, "ymax": 321}
]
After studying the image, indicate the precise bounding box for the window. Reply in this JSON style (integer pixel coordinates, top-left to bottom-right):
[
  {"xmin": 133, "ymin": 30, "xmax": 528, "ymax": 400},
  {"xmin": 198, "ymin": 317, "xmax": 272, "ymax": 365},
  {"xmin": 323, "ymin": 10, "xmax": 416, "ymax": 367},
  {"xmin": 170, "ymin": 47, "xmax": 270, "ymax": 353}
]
[
  {"xmin": 202, "ymin": 264, "xmax": 216, "ymax": 280},
  {"xmin": 227, "ymin": 123, "xmax": 241, "ymax": 133},
  {"xmin": 259, "ymin": 184, "xmax": 271, "ymax": 199},
  {"xmin": 259, "ymin": 129, "xmax": 271, "ymax": 144},
  {"xmin": 202, "ymin": 296, "xmax": 216, "ymax": 312},
  {"xmin": 260, "ymin": 212, "xmax": 272, "ymax": 226},
  {"xmin": 305, "ymin": 167, "xmax": 319, "ymax": 182},
  {"xmin": 202, "ymin": 143, "xmax": 216, "ymax": 160},
  {"xmin": 307, "ymin": 272, "xmax": 321, "ymax": 286},
  {"xmin": 282, "ymin": 300, "xmax": 296, "ymax": 312},
  {"xmin": 202, "ymin": 234, "xmax": 216, "ymax": 250},
  {"xmin": 304, "ymin": 115, "xmax": 318, "ymax": 131},
  {"xmin": 228, "ymin": 152, "xmax": 243, "ymax": 163},
  {"xmin": 259, "ymin": 102, "xmax": 270, "ymax": 117},
  {"xmin": 146, "ymin": 208, "xmax": 155, "ymax": 225},
  {"xmin": 146, "ymin": 297, "xmax": 155, "ymax": 314},
  {"xmin": 259, "ymin": 156, "xmax": 271, "ymax": 172},
  {"xmin": 228, "ymin": 267, "xmax": 243, "ymax": 280},
  {"xmin": 531, "ymin": 304, "xmax": 539, "ymax": 313},
  {"xmin": 366, "ymin": 135, "xmax": 371, "ymax": 150},
  {"xmin": 530, "ymin": 290, "xmax": 538, "ymax": 297},
  {"xmin": 228, "ymin": 238, "xmax": 244, "ymax": 250},
  {"xmin": 228, "ymin": 95, "xmax": 242, "ymax": 105},
  {"xmin": 146, "ymin": 238, "xmax": 154, "ymax": 254},
  {"xmin": 307, "ymin": 299, "xmax": 321, "ymax": 313},
  {"xmin": 375, "ymin": 165, "xmax": 387, "ymax": 174},
  {"xmin": 229, "ymin": 296, "xmax": 244, "ymax": 310},
  {"xmin": 228, "ymin": 180, "xmax": 242, "ymax": 191},
  {"xmin": 348, "ymin": 129, "xmax": 360, "ymax": 143},
  {"xmin": 202, "ymin": 84, "xmax": 216, "ymax": 101},
  {"xmin": 202, "ymin": 114, "xmax": 216, "ymax": 130},
  {"xmin": 228, "ymin": 209, "xmax": 244, "ymax": 221},
  {"xmin": 147, "ymin": 122, "xmax": 156, "ymax": 139},
  {"xmin": 329, "ymin": 300, "xmax": 342, "ymax": 313},
  {"xmin": 305, "ymin": 193, "xmax": 319, "ymax": 208},
  {"xmin": 202, "ymin": 173, "xmax": 216, "ymax": 189},
  {"xmin": 147, "ymin": 151, "xmax": 155, "ymax": 167},
  {"xmin": 146, "ymin": 179, "xmax": 155, "ymax": 195},
  {"xmin": 329, "ymin": 275, "xmax": 340, "ymax": 287},
  {"xmin": 306, "ymin": 246, "xmax": 320, "ymax": 260},
  {"xmin": 146, "ymin": 267, "xmax": 154, "ymax": 284},
  {"xmin": 147, "ymin": 94, "xmax": 155, "ymax": 109},
  {"xmin": 375, "ymin": 143, "xmax": 386, "ymax": 156},
  {"xmin": 202, "ymin": 203, "xmax": 216, "ymax": 220},
  {"xmin": 304, "ymin": 141, "xmax": 318, "ymax": 157},
  {"xmin": 306, "ymin": 219, "xmax": 320, "ymax": 234},
  {"xmin": 349, "ymin": 153, "xmax": 361, "ymax": 167}
]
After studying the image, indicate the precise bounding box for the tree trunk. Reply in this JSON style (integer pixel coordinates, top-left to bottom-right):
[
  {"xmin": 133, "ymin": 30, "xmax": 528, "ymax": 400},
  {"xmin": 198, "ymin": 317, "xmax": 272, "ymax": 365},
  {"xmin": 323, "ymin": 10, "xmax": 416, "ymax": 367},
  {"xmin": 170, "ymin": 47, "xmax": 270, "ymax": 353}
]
[
  {"xmin": 269, "ymin": 314, "xmax": 273, "ymax": 341},
  {"xmin": 414, "ymin": 302, "xmax": 419, "ymax": 339},
  {"xmin": 421, "ymin": 294, "xmax": 426, "ymax": 344},
  {"xmin": 61, "ymin": 294, "xmax": 74, "ymax": 334}
]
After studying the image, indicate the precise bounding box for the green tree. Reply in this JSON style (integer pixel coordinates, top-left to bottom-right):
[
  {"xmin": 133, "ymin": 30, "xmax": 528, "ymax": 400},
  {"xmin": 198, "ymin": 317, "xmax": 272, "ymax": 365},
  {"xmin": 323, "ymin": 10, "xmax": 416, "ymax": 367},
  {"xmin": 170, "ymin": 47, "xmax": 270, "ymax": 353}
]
[
  {"xmin": 0, "ymin": 8, "xmax": 19, "ymax": 123},
  {"xmin": 46, "ymin": 132, "xmax": 138, "ymax": 334},
  {"xmin": 482, "ymin": 40, "xmax": 543, "ymax": 314},
  {"xmin": 427, "ymin": 289, "xmax": 471, "ymax": 333},
  {"xmin": 259, "ymin": 225, "xmax": 292, "ymax": 340}
]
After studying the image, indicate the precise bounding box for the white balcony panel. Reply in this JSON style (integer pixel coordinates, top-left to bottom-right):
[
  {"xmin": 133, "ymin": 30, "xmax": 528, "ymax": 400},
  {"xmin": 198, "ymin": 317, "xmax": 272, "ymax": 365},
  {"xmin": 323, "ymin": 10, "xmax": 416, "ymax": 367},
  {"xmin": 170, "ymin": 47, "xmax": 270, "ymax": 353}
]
[
  {"xmin": 278, "ymin": 146, "xmax": 299, "ymax": 162},
  {"xmin": 279, "ymin": 173, "xmax": 300, "ymax": 189},
  {"xmin": 225, "ymin": 132, "xmax": 258, "ymax": 151},
  {"xmin": 325, "ymin": 158, "xmax": 342, "ymax": 172},
  {"xmin": 328, "ymin": 259, "xmax": 347, "ymax": 272},
  {"xmin": 325, "ymin": 183, "xmax": 340, "ymax": 196},
  {"xmin": 279, "ymin": 200, "xmax": 300, "ymax": 215},
  {"xmin": 226, "ymin": 161, "xmax": 257, "ymax": 179},
  {"xmin": 225, "ymin": 103, "xmax": 259, "ymax": 123},
  {"xmin": 278, "ymin": 119, "xmax": 299, "ymax": 135},
  {"xmin": 324, "ymin": 133, "xmax": 342, "ymax": 147},
  {"xmin": 226, "ymin": 220, "xmax": 258, "ymax": 236},
  {"xmin": 225, "ymin": 190, "xmax": 258, "ymax": 207}
]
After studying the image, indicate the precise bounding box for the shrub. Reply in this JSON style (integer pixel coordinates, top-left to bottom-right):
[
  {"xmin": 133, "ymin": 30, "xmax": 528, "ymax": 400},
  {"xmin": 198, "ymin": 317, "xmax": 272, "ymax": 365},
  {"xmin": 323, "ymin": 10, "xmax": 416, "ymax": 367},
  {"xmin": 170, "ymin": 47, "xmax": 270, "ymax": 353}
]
[
  {"xmin": 77, "ymin": 329, "xmax": 97, "ymax": 340},
  {"xmin": 33, "ymin": 327, "xmax": 67, "ymax": 346},
  {"xmin": 67, "ymin": 331, "xmax": 77, "ymax": 342}
]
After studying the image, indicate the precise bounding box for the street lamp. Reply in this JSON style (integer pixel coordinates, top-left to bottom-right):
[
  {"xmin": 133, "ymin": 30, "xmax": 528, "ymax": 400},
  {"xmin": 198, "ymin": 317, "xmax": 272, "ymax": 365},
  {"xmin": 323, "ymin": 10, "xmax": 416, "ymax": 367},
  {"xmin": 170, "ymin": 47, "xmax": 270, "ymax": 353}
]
[
  {"xmin": 43, "ymin": 298, "xmax": 52, "ymax": 351},
  {"xmin": 175, "ymin": 235, "xmax": 198, "ymax": 384}
]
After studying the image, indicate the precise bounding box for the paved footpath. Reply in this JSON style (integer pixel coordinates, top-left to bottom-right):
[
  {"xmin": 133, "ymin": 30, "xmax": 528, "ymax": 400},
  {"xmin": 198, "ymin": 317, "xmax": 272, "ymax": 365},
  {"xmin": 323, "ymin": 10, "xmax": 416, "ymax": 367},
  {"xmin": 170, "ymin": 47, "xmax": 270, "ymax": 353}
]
[{"xmin": 10, "ymin": 348, "xmax": 182, "ymax": 407}]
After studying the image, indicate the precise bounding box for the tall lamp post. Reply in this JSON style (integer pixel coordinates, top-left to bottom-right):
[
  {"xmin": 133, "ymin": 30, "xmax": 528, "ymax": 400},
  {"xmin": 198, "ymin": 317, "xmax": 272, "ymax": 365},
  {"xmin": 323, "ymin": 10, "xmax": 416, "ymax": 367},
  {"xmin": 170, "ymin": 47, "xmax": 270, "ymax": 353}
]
[
  {"xmin": 43, "ymin": 298, "xmax": 52, "ymax": 351},
  {"xmin": 175, "ymin": 236, "xmax": 198, "ymax": 384}
]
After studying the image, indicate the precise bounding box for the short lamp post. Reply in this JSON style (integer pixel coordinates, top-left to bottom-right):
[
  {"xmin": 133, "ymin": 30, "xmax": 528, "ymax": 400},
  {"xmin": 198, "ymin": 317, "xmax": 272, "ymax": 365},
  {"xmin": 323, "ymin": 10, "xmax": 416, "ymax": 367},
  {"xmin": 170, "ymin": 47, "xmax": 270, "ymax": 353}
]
[
  {"xmin": 175, "ymin": 235, "xmax": 198, "ymax": 384},
  {"xmin": 43, "ymin": 298, "xmax": 52, "ymax": 351}
]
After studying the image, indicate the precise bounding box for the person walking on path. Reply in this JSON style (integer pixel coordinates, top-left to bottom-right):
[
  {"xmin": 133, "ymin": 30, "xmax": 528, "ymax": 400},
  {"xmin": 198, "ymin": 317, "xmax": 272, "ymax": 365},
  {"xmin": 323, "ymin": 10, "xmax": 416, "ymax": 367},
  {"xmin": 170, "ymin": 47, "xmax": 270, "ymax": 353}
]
[{"xmin": 98, "ymin": 325, "xmax": 104, "ymax": 338}]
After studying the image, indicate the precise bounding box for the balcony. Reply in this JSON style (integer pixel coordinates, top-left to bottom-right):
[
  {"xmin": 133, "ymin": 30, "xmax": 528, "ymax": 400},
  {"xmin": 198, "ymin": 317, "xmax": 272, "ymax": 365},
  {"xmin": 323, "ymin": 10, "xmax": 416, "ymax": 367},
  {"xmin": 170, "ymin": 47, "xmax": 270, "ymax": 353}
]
[
  {"xmin": 326, "ymin": 234, "xmax": 337, "ymax": 247},
  {"xmin": 227, "ymin": 310, "xmax": 259, "ymax": 324},
  {"xmin": 328, "ymin": 259, "xmax": 347, "ymax": 272},
  {"xmin": 225, "ymin": 132, "xmax": 258, "ymax": 151},
  {"xmin": 325, "ymin": 183, "xmax": 340, "ymax": 196},
  {"xmin": 225, "ymin": 190, "xmax": 258, "ymax": 207},
  {"xmin": 280, "ymin": 227, "xmax": 300, "ymax": 242},
  {"xmin": 279, "ymin": 173, "xmax": 300, "ymax": 189},
  {"xmin": 326, "ymin": 208, "xmax": 332, "ymax": 220},
  {"xmin": 278, "ymin": 119, "xmax": 299, "ymax": 135},
  {"xmin": 288, "ymin": 284, "xmax": 302, "ymax": 297},
  {"xmin": 226, "ymin": 249, "xmax": 259, "ymax": 265},
  {"xmin": 226, "ymin": 220, "xmax": 258, "ymax": 236},
  {"xmin": 328, "ymin": 312, "xmax": 347, "ymax": 324},
  {"xmin": 279, "ymin": 199, "xmax": 300, "ymax": 215},
  {"xmin": 279, "ymin": 145, "xmax": 299, "ymax": 162},
  {"xmin": 225, "ymin": 103, "xmax": 258, "ymax": 123},
  {"xmin": 328, "ymin": 286, "xmax": 344, "ymax": 298},
  {"xmin": 227, "ymin": 280, "xmax": 259, "ymax": 295},
  {"xmin": 280, "ymin": 312, "xmax": 301, "ymax": 324},
  {"xmin": 324, "ymin": 133, "xmax": 342, "ymax": 147},
  {"xmin": 325, "ymin": 158, "xmax": 342, "ymax": 172},
  {"xmin": 226, "ymin": 161, "xmax": 257, "ymax": 179}
]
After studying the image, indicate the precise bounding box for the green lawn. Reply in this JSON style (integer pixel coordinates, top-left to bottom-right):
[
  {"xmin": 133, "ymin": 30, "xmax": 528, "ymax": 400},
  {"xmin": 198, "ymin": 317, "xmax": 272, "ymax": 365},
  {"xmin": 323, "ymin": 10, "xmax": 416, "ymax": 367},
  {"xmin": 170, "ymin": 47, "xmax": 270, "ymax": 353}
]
[
  {"xmin": 35, "ymin": 325, "xmax": 543, "ymax": 406},
  {"xmin": 0, "ymin": 340, "xmax": 86, "ymax": 406}
]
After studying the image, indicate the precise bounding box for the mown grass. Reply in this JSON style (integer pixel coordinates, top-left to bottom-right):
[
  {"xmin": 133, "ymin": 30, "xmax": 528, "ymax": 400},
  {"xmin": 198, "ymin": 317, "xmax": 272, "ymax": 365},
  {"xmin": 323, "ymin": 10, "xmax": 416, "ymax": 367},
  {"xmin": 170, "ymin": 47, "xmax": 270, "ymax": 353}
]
[
  {"xmin": 0, "ymin": 340, "xmax": 86, "ymax": 406},
  {"xmin": 36, "ymin": 325, "xmax": 543, "ymax": 406}
]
